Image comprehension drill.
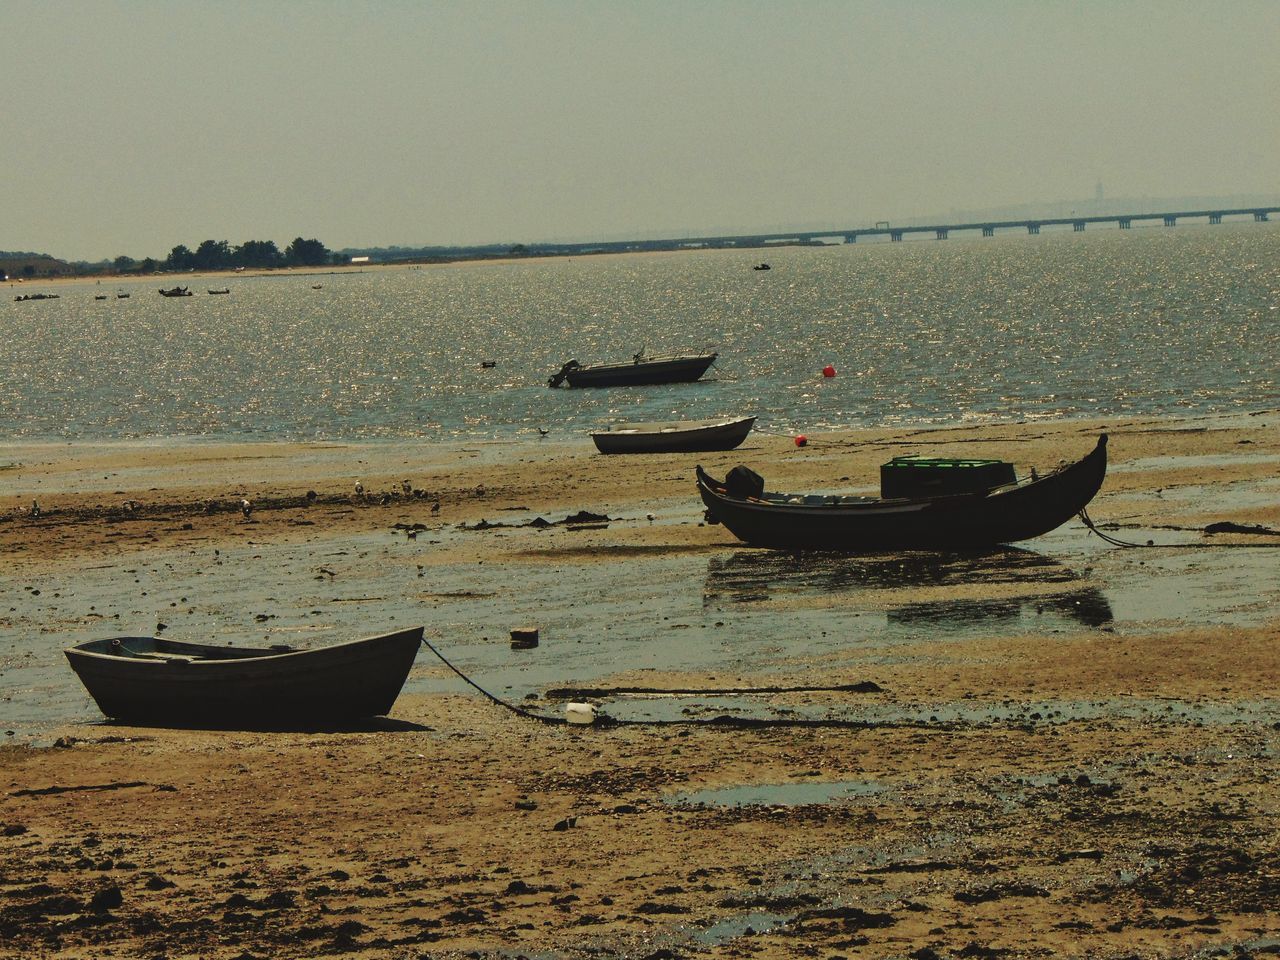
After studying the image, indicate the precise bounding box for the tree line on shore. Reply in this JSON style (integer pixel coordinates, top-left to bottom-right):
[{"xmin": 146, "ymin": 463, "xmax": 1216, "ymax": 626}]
[
  {"xmin": 119, "ymin": 238, "xmax": 335, "ymax": 273},
  {"xmin": 81, "ymin": 237, "xmax": 337, "ymax": 275}
]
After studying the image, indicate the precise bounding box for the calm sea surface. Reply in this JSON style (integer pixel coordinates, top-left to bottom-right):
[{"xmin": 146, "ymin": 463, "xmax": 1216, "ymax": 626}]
[{"xmin": 3, "ymin": 225, "xmax": 1277, "ymax": 443}]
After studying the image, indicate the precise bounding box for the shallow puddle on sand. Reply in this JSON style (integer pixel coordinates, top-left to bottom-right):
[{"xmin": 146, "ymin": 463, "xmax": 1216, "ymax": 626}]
[
  {"xmin": 690, "ymin": 910, "xmax": 789, "ymax": 944},
  {"xmin": 1102, "ymin": 547, "xmax": 1280, "ymax": 626},
  {"xmin": 665, "ymin": 779, "xmax": 887, "ymax": 808},
  {"xmin": 886, "ymin": 586, "xmax": 1113, "ymax": 628},
  {"xmin": 703, "ymin": 544, "xmax": 1083, "ymax": 599},
  {"xmin": 700, "ymin": 527, "xmax": 1279, "ymax": 636},
  {"xmin": 4, "ymin": 511, "xmax": 1279, "ymax": 739}
]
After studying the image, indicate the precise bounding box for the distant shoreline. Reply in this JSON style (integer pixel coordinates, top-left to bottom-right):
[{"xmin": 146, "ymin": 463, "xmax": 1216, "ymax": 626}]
[{"xmin": 4, "ymin": 238, "xmax": 826, "ymax": 287}]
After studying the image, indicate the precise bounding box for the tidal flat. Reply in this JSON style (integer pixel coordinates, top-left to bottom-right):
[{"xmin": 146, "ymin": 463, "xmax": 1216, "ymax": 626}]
[{"xmin": 1, "ymin": 412, "xmax": 1278, "ymax": 958}]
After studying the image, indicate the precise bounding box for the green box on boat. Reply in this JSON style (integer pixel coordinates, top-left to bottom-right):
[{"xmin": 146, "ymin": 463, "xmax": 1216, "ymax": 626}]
[{"xmin": 880, "ymin": 457, "xmax": 1016, "ymax": 499}]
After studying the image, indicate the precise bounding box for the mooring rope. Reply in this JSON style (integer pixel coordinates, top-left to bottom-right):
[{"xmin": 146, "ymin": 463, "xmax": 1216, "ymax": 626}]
[
  {"xmin": 1077, "ymin": 508, "xmax": 1155, "ymax": 547},
  {"xmin": 418, "ymin": 636, "xmax": 941, "ymax": 731},
  {"xmin": 1078, "ymin": 507, "xmax": 1280, "ymax": 549},
  {"xmin": 419, "ymin": 635, "xmax": 564, "ymax": 725},
  {"xmin": 702, "ymin": 351, "xmax": 738, "ymax": 383}
]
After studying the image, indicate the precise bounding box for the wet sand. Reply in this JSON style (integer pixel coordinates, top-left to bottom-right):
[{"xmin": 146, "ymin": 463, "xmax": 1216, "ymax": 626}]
[{"xmin": 2, "ymin": 413, "xmax": 1279, "ymax": 958}]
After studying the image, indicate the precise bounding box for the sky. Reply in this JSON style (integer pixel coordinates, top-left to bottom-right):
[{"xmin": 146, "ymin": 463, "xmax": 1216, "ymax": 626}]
[{"xmin": 4, "ymin": 0, "xmax": 1278, "ymax": 261}]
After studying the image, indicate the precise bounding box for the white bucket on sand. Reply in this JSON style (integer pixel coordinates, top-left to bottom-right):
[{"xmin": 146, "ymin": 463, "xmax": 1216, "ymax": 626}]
[{"xmin": 564, "ymin": 703, "xmax": 597, "ymax": 725}]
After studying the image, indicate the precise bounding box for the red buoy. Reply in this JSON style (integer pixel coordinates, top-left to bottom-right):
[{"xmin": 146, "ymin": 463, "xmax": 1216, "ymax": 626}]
[
  {"xmin": 822, "ymin": 364, "xmax": 836, "ymax": 378},
  {"xmin": 794, "ymin": 435, "xmax": 808, "ymax": 447}
]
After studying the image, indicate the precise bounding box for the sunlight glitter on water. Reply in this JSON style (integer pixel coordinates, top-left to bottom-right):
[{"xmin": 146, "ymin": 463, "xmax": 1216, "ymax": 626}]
[{"xmin": 3, "ymin": 225, "xmax": 1277, "ymax": 442}]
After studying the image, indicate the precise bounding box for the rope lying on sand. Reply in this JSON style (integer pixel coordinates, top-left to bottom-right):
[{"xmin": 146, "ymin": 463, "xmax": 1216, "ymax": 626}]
[
  {"xmin": 420, "ymin": 635, "xmax": 563, "ymax": 725},
  {"xmin": 544, "ymin": 681, "xmax": 883, "ymax": 699},
  {"xmin": 1078, "ymin": 508, "xmax": 1280, "ymax": 549},
  {"xmin": 418, "ymin": 636, "xmax": 946, "ymax": 731}
]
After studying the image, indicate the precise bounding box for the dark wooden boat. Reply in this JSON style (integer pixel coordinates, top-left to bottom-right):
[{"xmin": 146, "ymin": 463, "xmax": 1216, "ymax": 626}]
[
  {"xmin": 549, "ymin": 351, "xmax": 717, "ymax": 388},
  {"xmin": 208, "ymin": 288, "xmax": 230, "ymax": 295},
  {"xmin": 159, "ymin": 286, "xmax": 192, "ymax": 297},
  {"xmin": 592, "ymin": 415, "xmax": 756, "ymax": 454},
  {"xmin": 696, "ymin": 435, "xmax": 1108, "ymax": 551},
  {"xmin": 65, "ymin": 627, "xmax": 422, "ymax": 726}
]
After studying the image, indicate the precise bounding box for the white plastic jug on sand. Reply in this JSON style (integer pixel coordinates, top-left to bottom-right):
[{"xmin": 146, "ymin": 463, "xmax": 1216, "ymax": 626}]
[{"xmin": 564, "ymin": 703, "xmax": 596, "ymax": 725}]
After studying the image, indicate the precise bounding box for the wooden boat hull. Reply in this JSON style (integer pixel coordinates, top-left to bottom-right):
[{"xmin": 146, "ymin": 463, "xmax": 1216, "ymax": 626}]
[
  {"xmin": 65, "ymin": 627, "xmax": 422, "ymax": 726},
  {"xmin": 552, "ymin": 353, "xmax": 717, "ymax": 388},
  {"xmin": 697, "ymin": 435, "xmax": 1108, "ymax": 551},
  {"xmin": 592, "ymin": 416, "xmax": 756, "ymax": 454}
]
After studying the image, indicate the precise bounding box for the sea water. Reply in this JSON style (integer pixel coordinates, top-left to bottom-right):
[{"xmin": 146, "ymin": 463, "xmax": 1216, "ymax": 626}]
[{"xmin": 2, "ymin": 223, "xmax": 1276, "ymax": 443}]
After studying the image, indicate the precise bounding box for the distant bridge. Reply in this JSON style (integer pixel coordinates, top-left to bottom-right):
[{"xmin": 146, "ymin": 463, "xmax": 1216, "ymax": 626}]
[
  {"xmin": 377, "ymin": 205, "xmax": 1279, "ymax": 266},
  {"xmin": 838, "ymin": 206, "xmax": 1277, "ymax": 242},
  {"xmin": 553, "ymin": 206, "xmax": 1278, "ymax": 254}
]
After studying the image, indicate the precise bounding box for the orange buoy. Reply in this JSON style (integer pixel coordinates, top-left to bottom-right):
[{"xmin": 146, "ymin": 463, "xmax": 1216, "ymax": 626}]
[
  {"xmin": 795, "ymin": 435, "xmax": 808, "ymax": 447},
  {"xmin": 822, "ymin": 364, "xmax": 836, "ymax": 378}
]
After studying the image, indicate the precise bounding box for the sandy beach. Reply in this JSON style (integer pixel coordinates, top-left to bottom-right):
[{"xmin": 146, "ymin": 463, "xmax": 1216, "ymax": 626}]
[{"xmin": 2, "ymin": 412, "xmax": 1279, "ymax": 958}]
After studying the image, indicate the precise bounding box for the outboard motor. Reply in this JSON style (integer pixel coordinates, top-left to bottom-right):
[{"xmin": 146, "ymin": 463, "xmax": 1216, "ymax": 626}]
[
  {"xmin": 548, "ymin": 360, "xmax": 579, "ymax": 388},
  {"xmin": 724, "ymin": 465, "xmax": 765, "ymax": 499}
]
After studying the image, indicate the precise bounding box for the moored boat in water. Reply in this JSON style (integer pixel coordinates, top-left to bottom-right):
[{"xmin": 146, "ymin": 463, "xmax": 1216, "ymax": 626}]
[
  {"xmin": 696, "ymin": 435, "xmax": 1108, "ymax": 551},
  {"xmin": 65, "ymin": 627, "xmax": 423, "ymax": 726},
  {"xmin": 549, "ymin": 351, "xmax": 717, "ymax": 388},
  {"xmin": 159, "ymin": 286, "xmax": 193, "ymax": 297},
  {"xmin": 592, "ymin": 415, "xmax": 756, "ymax": 454}
]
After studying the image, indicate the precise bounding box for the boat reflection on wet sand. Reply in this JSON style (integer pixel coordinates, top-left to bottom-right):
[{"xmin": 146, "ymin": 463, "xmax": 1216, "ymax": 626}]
[
  {"xmin": 702, "ymin": 547, "xmax": 1112, "ymax": 630},
  {"xmin": 704, "ymin": 547, "xmax": 1081, "ymax": 598},
  {"xmin": 886, "ymin": 587, "xmax": 1113, "ymax": 629}
]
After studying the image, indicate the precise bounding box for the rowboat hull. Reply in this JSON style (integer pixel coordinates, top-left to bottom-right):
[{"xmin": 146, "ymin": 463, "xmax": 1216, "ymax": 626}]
[
  {"xmin": 552, "ymin": 353, "xmax": 717, "ymax": 388},
  {"xmin": 65, "ymin": 627, "xmax": 422, "ymax": 726},
  {"xmin": 593, "ymin": 416, "xmax": 756, "ymax": 454},
  {"xmin": 697, "ymin": 435, "xmax": 1108, "ymax": 551}
]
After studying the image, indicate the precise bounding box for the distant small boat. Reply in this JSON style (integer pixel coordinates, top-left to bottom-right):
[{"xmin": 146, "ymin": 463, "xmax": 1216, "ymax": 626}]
[
  {"xmin": 753, "ymin": 263, "xmax": 771, "ymax": 271},
  {"xmin": 549, "ymin": 351, "xmax": 718, "ymax": 388},
  {"xmin": 311, "ymin": 284, "xmax": 323, "ymax": 289},
  {"xmin": 208, "ymin": 288, "xmax": 230, "ymax": 295},
  {"xmin": 592, "ymin": 415, "xmax": 756, "ymax": 454},
  {"xmin": 159, "ymin": 286, "xmax": 192, "ymax": 297},
  {"xmin": 94, "ymin": 295, "xmax": 108, "ymax": 300},
  {"xmin": 480, "ymin": 360, "xmax": 497, "ymax": 368},
  {"xmin": 65, "ymin": 627, "xmax": 423, "ymax": 727},
  {"xmin": 14, "ymin": 293, "xmax": 59, "ymax": 302},
  {"xmin": 116, "ymin": 292, "xmax": 130, "ymax": 299}
]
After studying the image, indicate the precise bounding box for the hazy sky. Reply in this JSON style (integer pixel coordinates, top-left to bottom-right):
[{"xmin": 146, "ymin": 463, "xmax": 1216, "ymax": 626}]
[{"xmin": 4, "ymin": 1, "xmax": 1278, "ymax": 260}]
